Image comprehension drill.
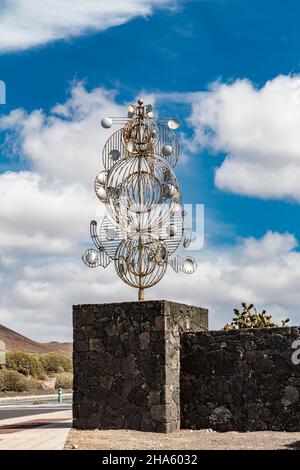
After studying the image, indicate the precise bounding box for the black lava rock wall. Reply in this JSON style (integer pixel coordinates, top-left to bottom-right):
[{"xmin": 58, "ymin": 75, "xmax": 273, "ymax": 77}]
[
  {"xmin": 181, "ymin": 327, "xmax": 300, "ymax": 431},
  {"xmin": 73, "ymin": 300, "xmax": 208, "ymax": 433}
]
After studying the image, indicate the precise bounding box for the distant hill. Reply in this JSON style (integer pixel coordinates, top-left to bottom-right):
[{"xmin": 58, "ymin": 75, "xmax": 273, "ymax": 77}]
[{"xmin": 0, "ymin": 324, "xmax": 72, "ymax": 356}]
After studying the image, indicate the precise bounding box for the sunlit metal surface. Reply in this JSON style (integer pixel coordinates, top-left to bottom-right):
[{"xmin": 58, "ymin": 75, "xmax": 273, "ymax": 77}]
[{"xmin": 83, "ymin": 100, "xmax": 197, "ymax": 300}]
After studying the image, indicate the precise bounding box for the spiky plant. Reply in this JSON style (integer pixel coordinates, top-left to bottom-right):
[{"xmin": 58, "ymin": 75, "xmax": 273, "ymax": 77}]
[{"xmin": 223, "ymin": 302, "xmax": 289, "ymax": 330}]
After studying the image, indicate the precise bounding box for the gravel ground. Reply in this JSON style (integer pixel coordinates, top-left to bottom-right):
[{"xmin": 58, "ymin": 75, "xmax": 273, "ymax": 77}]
[{"xmin": 65, "ymin": 429, "xmax": 300, "ymax": 450}]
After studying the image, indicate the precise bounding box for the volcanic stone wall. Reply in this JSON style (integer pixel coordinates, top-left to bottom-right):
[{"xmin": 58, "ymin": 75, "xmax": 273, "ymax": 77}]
[
  {"xmin": 181, "ymin": 327, "xmax": 300, "ymax": 431},
  {"xmin": 73, "ymin": 300, "xmax": 208, "ymax": 433}
]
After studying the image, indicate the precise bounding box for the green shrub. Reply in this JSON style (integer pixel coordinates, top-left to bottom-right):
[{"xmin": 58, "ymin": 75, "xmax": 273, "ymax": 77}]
[
  {"xmin": 6, "ymin": 352, "xmax": 44, "ymax": 378},
  {"xmin": 55, "ymin": 372, "xmax": 73, "ymax": 389},
  {"xmin": 223, "ymin": 302, "xmax": 289, "ymax": 330},
  {"xmin": 0, "ymin": 368, "xmax": 33, "ymax": 392},
  {"xmin": 39, "ymin": 352, "xmax": 72, "ymax": 373}
]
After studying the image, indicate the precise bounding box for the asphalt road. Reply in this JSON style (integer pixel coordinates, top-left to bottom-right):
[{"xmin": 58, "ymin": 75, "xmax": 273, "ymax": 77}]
[{"xmin": 0, "ymin": 402, "xmax": 72, "ymax": 420}]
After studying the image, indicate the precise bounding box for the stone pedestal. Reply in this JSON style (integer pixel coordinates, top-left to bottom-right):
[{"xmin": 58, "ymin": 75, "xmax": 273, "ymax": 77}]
[{"xmin": 73, "ymin": 300, "xmax": 208, "ymax": 433}]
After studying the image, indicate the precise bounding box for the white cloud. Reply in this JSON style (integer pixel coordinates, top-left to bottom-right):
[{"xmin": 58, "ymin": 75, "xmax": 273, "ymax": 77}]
[
  {"xmin": 0, "ymin": 171, "xmax": 98, "ymax": 254},
  {"xmin": 189, "ymin": 75, "xmax": 300, "ymax": 202},
  {"xmin": 2, "ymin": 230, "xmax": 300, "ymax": 341},
  {"xmin": 241, "ymin": 231, "xmax": 297, "ymax": 260},
  {"xmin": 157, "ymin": 230, "xmax": 300, "ymax": 328},
  {"xmin": 0, "ymin": 0, "xmax": 174, "ymax": 52},
  {"xmin": 0, "ymin": 85, "xmax": 126, "ymax": 186}
]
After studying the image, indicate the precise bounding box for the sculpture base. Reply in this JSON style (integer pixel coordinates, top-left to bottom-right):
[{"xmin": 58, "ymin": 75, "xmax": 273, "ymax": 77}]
[{"xmin": 73, "ymin": 300, "xmax": 208, "ymax": 433}]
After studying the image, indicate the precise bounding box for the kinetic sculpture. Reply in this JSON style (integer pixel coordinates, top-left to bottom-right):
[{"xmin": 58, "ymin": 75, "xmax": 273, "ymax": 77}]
[{"xmin": 82, "ymin": 99, "xmax": 197, "ymax": 300}]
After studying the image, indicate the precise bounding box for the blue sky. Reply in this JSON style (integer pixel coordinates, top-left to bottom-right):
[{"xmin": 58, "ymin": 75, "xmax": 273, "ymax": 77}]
[
  {"xmin": 1, "ymin": 0, "xmax": 300, "ymax": 340},
  {"xmin": 1, "ymin": 0, "xmax": 300, "ymax": 243}
]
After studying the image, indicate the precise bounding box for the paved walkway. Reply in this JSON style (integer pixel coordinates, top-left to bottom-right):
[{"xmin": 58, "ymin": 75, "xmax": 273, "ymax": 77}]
[{"xmin": 0, "ymin": 409, "xmax": 72, "ymax": 450}]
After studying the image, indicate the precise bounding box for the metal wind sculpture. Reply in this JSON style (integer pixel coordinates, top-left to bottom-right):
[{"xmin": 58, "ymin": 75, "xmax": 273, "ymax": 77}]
[{"xmin": 82, "ymin": 99, "xmax": 197, "ymax": 301}]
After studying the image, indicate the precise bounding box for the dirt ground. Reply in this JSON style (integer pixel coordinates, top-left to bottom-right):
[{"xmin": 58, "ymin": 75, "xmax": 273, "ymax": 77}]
[{"xmin": 65, "ymin": 428, "xmax": 300, "ymax": 450}]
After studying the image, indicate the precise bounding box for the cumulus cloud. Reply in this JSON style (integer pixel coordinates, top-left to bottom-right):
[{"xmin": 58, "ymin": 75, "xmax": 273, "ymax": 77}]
[
  {"xmin": 159, "ymin": 230, "xmax": 300, "ymax": 329},
  {"xmin": 241, "ymin": 231, "xmax": 297, "ymax": 260},
  {"xmin": 2, "ymin": 260, "xmax": 127, "ymax": 341},
  {"xmin": 0, "ymin": 85, "xmax": 126, "ymax": 186},
  {"xmin": 0, "ymin": 0, "xmax": 174, "ymax": 52},
  {"xmin": 189, "ymin": 75, "xmax": 300, "ymax": 202},
  {"xmin": 0, "ymin": 171, "xmax": 98, "ymax": 254},
  {"xmin": 2, "ymin": 230, "xmax": 300, "ymax": 341}
]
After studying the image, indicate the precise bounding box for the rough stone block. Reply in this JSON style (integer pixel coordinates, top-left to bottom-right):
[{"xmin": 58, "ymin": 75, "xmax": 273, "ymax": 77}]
[
  {"xmin": 73, "ymin": 300, "xmax": 208, "ymax": 433},
  {"xmin": 181, "ymin": 327, "xmax": 300, "ymax": 431}
]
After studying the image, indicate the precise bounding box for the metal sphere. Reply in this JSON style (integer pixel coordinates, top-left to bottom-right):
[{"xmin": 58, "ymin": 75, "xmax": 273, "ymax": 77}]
[
  {"xmin": 95, "ymin": 186, "xmax": 107, "ymax": 202},
  {"xmin": 183, "ymin": 256, "xmax": 197, "ymax": 274},
  {"xmin": 109, "ymin": 149, "xmax": 120, "ymax": 161},
  {"xmin": 86, "ymin": 251, "xmax": 98, "ymax": 264},
  {"xmin": 162, "ymin": 144, "xmax": 173, "ymax": 157},
  {"xmin": 168, "ymin": 118, "xmax": 180, "ymax": 130},
  {"xmin": 115, "ymin": 235, "xmax": 168, "ymax": 289},
  {"xmin": 128, "ymin": 244, "xmax": 156, "ymax": 277},
  {"xmin": 123, "ymin": 171, "xmax": 161, "ymax": 213},
  {"xmin": 105, "ymin": 155, "xmax": 179, "ymax": 231},
  {"xmin": 101, "ymin": 117, "xmax": 113, "ymax": 129},
  {"xmin": 96, "ymin": 170, "xmax": 108, "ymax": 185}
]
